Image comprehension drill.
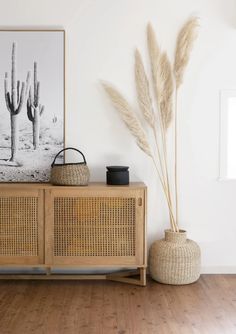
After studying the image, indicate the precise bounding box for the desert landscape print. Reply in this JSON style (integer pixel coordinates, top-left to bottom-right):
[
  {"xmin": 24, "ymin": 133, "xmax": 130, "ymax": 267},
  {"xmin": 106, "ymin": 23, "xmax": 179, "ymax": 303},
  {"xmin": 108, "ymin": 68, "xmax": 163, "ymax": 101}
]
[{"xmin": 0, "ymin": 31, "xmax": 64, "ymax": 182}]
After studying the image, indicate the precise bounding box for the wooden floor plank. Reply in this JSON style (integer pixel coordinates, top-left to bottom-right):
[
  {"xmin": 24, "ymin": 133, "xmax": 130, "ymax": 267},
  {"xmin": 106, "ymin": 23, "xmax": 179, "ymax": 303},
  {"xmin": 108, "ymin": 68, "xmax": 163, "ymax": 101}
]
[{"xmin": 0, "ymin": 275, "xmax": 235, "ymax": 334}]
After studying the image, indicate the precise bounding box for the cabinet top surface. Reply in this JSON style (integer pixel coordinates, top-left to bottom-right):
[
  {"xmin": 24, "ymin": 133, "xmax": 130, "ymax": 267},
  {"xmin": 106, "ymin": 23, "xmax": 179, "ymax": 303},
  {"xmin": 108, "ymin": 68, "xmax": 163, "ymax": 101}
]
[{"xmin": 0, "ymin": 182, "xmax": 146, "ymax": 190}]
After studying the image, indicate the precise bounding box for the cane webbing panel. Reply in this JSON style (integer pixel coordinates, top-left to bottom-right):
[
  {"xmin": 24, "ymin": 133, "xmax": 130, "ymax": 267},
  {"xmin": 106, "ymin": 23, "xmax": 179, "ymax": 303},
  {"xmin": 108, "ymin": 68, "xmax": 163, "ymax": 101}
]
[
  {"xmin": 0, "ymin": 197, "xmax": 38, "ymax": 256},
  {"xmin": 54, "ymin": 197, "xmax": 136, "ymax": 257}
]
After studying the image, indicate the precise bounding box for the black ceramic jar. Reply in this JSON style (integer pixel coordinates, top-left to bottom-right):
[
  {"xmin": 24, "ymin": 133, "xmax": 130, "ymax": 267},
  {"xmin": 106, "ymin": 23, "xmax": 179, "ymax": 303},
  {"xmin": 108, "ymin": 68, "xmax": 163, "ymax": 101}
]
[{"xmin": 106, "ymin": 166, "xmax": 129, "ymax": 185}]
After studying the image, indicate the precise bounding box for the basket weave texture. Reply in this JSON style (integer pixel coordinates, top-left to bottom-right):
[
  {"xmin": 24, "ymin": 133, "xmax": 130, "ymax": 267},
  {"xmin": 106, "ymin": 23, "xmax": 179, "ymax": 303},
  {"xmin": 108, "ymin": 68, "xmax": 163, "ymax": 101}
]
[
  {"xmin": 50, "ymin": 164, "xmax": 90, "ymax": 186},
  {"xmin": 50, "ymin": 147, "xmax": 90, "ymax": 186},
  {"xmin": 149, "ymin": 229, "xmax": 201, "ymax": 285}
]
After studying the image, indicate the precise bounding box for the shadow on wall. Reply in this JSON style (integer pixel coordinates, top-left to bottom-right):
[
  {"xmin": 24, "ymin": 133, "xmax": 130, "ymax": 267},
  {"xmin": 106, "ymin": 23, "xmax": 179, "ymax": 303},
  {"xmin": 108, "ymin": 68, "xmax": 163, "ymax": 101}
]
[{"xmin": 89, "ymin": 153, "xmax": 130, "ymax": 182}]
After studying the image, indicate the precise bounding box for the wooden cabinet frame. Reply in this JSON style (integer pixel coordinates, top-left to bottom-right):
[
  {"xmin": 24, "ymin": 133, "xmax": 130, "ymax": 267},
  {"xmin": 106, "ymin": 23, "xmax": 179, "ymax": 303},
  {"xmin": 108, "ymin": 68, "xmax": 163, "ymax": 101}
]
[{"xmin": 0, "ymin": 183, "xmax": 147, "ymax": 286}]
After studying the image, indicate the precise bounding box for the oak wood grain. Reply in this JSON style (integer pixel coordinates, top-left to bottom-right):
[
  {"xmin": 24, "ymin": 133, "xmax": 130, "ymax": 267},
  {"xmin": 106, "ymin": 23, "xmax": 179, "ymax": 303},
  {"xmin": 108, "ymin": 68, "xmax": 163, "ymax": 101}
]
[{"xmin": 0, "ymin": 275, "xmax": 235, "ymax": 334}]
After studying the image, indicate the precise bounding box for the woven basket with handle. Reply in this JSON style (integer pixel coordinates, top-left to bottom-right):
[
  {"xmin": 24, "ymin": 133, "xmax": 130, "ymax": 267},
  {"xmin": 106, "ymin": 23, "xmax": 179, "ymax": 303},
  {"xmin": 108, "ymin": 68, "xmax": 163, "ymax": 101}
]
[{"xmin": 50, "ymin": 147, "xmax": 90, "ymax": 186}]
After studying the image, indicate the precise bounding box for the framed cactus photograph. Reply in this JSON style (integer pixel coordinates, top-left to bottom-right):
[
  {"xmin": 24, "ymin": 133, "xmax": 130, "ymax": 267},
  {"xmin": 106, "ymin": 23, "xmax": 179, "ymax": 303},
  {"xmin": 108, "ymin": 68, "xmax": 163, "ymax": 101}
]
[{"xmin": 0, "ymin": 30, "xmax": 65, "ymax": 182}]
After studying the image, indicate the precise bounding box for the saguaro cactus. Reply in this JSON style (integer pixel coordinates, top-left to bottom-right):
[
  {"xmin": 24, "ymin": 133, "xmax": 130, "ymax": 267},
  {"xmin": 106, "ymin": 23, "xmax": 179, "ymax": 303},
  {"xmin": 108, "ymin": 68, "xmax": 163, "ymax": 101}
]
[
  {"xmin": 27, "ymin": 62, "xmax": 44, "ymax": 150},
  {"xmin": 4, "ymin": 42, "xmax": 30, "ymax": 162}
]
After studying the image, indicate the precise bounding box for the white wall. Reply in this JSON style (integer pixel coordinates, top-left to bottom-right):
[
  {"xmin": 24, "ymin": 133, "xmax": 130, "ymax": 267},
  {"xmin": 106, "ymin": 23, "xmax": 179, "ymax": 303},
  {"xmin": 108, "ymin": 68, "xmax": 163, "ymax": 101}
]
[{"xmin": 1, "ymin": 0, "xmax": 236, "ymax": 273}]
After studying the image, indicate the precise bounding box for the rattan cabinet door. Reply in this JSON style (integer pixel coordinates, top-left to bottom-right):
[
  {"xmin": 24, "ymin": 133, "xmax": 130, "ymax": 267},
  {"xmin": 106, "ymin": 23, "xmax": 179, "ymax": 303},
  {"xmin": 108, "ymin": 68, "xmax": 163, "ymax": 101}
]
[
  {"xmin": 45, "ymin": 187, "xmax": 146, "ymax": 267},
  {"xmin": 0, "ymin": 188, "xmax": 44, "ymax": 265}
]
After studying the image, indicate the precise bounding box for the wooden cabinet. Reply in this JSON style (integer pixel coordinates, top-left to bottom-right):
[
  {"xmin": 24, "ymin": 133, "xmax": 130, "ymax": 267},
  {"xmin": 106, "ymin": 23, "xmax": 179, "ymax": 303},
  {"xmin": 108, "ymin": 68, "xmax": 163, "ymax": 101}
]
[{"xmin": 0, "ymin": 183, "xmax": 147, "ymax": 285}]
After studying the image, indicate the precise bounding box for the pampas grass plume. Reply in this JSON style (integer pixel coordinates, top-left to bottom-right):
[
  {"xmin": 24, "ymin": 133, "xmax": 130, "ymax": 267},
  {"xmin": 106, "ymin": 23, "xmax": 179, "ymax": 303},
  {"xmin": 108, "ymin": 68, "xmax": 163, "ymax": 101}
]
[
  {"xmin": 135, "ymin": 49, "xmax": 155, "ymax": 128},
  {"xmin": 102, "ymin": 82, "xmax": 152, "ymax": 156},
  {"xmin": 174, "ymin": 17, "xmax": 199, "ymax": 88},
  {"xmin": 159, "ymin": 52, "xmax": 173, "ymax": 129},
  {"xmin": 147, "ymin": 23, "xmax": 163, "ymax": 101}
]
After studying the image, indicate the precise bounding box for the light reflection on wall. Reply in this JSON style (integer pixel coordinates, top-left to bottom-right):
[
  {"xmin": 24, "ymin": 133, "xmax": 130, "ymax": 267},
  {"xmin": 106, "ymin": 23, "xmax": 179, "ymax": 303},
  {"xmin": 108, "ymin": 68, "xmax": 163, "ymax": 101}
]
[{"xmin": 227, "ymin": 97, "xmax": 236, "ymax": 178}]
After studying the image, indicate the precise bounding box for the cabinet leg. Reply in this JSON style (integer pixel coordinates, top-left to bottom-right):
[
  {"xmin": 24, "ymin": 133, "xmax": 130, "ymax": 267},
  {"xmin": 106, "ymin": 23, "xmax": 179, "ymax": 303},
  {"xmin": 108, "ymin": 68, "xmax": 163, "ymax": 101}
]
[
  {"xmin": 46, "ymin": 267, "xmax": 51, "ymax": 275},
  {"xmin": 107, "ymin": 267, "xmax": 146, "ymax": 286},
  {"xmin": 140, "ymin": 267, "xmax": 146, "ymax": 286}
]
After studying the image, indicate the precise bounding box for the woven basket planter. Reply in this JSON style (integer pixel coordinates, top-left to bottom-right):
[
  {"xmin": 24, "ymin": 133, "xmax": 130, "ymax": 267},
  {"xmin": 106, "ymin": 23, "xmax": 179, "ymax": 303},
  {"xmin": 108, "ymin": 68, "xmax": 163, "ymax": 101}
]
[{"xmin": 149, "ymin": 229, "xmax": 201, "ymax": 285}]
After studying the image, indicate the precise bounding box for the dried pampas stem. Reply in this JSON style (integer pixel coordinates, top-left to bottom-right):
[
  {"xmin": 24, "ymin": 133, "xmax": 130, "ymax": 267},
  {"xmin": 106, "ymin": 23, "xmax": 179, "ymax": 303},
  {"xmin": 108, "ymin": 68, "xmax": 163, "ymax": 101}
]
[
  {"xmin": 174, "ymin": 16, "xmax": 199, "ymax": 227},
  {"xmin": 158, "ymin": 51, "xmax": 177, "ymax": 230},
  {"xmin": 102, "ymin": 82, "xmax": 152, "ymax": 157},
  {"xmin": 151, "ymin": 155, "xmax": 177, "ymax": 231},
  {"xmin": 174, "ymin": 91, "xmax": 179, "ymax": 227},
  {"xmin": 147, "ymin": 24, "xmax": 176, "ymax": 229}
]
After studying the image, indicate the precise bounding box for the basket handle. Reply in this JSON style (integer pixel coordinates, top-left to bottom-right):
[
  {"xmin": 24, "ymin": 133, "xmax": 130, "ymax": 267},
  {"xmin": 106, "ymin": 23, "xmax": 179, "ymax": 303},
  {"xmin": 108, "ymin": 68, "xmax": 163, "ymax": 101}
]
[{"xmin": 51, "ymin": 147, "xmax": 87, "ymax": 167}]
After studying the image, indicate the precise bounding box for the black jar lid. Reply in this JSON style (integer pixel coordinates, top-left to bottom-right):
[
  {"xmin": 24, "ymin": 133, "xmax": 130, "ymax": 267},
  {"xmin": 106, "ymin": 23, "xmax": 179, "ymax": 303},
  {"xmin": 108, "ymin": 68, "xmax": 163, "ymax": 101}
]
[{"xmin": 106, "ymin": 166, "xmax": 129, "ymax": 172}]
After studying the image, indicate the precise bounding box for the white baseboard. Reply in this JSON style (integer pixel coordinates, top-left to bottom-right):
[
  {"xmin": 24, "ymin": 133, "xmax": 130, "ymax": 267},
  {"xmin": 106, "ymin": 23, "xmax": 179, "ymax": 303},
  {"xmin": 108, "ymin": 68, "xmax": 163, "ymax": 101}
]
[{"xmin": 201, "ymin": 266, "xmax": 236, "ymax": 274}]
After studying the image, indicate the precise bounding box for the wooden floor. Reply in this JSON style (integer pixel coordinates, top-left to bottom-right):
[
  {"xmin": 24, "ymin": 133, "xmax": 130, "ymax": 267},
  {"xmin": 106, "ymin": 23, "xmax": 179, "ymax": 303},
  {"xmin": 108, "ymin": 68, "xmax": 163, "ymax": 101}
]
[{"xmin": 0, "ymin": 275, "xmax": 235, "ymax": 334}]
